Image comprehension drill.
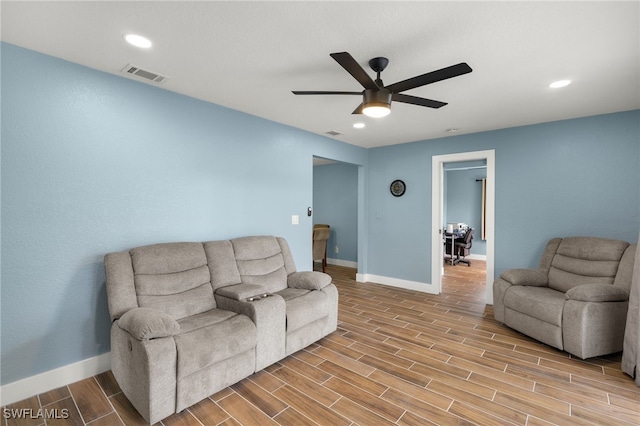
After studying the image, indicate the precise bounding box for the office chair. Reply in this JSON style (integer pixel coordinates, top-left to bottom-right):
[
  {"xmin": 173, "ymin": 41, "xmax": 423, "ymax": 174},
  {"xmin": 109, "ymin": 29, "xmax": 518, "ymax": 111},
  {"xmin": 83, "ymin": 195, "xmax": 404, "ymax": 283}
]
[
  {"xmin": 312, "ymin": 224, "xmax": 330, "ymax": 272},
  {"xmin": 455, "ymin": 228, "xmax": 474, "ymax": 266}
]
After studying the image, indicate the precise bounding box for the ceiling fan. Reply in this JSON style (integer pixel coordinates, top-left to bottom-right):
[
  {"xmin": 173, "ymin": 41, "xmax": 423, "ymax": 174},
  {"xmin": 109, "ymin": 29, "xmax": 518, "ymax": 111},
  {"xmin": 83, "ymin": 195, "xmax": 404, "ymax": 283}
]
[{"xmin": 292, "ymin": 52, "xmax": 472, "ymax": 118}]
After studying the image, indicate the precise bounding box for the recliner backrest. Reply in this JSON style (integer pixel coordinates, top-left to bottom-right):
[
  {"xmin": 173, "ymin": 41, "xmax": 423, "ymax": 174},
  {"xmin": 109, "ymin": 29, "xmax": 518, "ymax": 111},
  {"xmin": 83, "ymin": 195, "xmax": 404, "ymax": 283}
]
[
  {"xmin": 547, "ymin": 237, "xmax": 630, "ymax": 293},
  {"xmin": 204, "ymin": 236, "xmax": 297, "ymax": 294},
  {"xmin": 129, "ymin": 242, "xmax": 216, "ymax": 319}
]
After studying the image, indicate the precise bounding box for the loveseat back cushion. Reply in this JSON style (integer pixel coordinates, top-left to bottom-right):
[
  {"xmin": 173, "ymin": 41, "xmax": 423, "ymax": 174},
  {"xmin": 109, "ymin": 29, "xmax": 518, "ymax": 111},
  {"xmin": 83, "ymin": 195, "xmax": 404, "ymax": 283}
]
[
  {"xmin": 231, "ymin": 236, "xmax": 291, "ymax": 294},
  {"xmin": 548, "ymin": 237, "xmax": 629, "ymax": 293},
  {"xmin": 131, "ymin": 243, "xmax": 215, "ymax": 319}
]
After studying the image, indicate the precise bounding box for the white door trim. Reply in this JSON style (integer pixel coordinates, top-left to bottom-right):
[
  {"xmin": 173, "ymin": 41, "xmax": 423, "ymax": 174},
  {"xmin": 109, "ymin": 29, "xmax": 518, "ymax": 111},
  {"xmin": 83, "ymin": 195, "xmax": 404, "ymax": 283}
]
[{"xmin": 431, "ymin": 150, "xmax": 495, "ymax": 303}]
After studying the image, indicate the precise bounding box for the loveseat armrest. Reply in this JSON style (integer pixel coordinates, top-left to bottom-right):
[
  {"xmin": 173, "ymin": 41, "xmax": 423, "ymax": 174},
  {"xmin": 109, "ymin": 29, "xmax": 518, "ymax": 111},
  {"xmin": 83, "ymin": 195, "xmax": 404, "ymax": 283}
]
[
  {"xmin": 117, "ymin": 307, "xmax": 180, "ymax": 340},
  {"xmin": 216, "ymin": 283, "xmax": 267, "ymax": 301},
  {"xmin": 288, "ymin": 271, "xmax": 332, "ymax": 290},
  {"xmin": 500, "ymin": 269, "xmax": 548, "ymax": 287},
  {"xmin": 565, "ymin": 284, "xmax": 629, "ymax": 302}
]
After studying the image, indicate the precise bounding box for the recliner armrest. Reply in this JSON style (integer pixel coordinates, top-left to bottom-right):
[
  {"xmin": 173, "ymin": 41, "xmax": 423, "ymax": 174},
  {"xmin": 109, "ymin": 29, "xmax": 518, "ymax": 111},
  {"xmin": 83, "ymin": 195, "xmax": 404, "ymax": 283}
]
[
  {"xmin": 500, "ymin": 269, "xmax": 548, "ymax": 286},
  {"xmin": 216, "ymin": 284, "xmax": 266, "ymax": 301},
  {"xmin": 565, "ymin": 284, "xmax": 629, "ymax": 302},
  {"xmin": 117, "ymin": 307, "xmax": 180, "ymax": 340},
  {"xmin": 288, "ymin": 271, "xmax": 332, "ymax": 290}
]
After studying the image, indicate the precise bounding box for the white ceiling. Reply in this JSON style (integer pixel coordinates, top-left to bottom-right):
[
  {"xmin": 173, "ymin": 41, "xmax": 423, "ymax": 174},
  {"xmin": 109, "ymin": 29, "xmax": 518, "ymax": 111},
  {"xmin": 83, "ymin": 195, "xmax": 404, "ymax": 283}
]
[{"xmin": 2, "ymin": 1, "xmax": 639, "ymax": 148}]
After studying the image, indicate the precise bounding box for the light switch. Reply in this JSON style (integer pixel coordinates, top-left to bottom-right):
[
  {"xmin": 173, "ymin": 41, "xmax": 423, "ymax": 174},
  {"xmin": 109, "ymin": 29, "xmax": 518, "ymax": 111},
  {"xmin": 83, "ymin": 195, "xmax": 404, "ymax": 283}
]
[{"xmin": 291, "ymin": 215, "xmax": 299, "ymax": 225}]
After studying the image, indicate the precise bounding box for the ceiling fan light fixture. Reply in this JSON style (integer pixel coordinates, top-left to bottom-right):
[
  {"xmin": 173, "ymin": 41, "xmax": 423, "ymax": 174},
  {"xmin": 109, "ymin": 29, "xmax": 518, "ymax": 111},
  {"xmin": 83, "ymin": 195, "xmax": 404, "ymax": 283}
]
[{"xmin": 362, "ymin": 89, "xmax": 392, "ymax": 118}]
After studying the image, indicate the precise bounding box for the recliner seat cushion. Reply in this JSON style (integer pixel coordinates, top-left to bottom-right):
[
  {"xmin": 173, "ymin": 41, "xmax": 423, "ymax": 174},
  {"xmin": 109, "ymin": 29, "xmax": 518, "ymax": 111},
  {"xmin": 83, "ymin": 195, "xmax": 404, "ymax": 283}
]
[
  {"xmin": 503, "ymin": 286, "xmax": 566, "ymax": 326},
  {"xmin": 174, "ymin": 311, "xmax": 256, "ymax": 380}
]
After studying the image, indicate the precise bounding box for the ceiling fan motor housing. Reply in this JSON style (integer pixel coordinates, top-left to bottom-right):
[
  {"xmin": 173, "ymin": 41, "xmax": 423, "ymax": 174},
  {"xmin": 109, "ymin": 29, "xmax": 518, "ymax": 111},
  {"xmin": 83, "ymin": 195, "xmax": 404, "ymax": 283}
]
[{"xmin": 364, "ymin": 88, "xmax": 392, "ymax": 108}]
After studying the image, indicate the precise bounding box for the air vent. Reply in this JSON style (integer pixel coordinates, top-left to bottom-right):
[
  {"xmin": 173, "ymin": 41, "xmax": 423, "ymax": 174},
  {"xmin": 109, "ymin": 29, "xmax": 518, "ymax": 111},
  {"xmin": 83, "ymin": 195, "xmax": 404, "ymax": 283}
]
[
  {"xmin": 326, "ymin": 131, "xmax": 342, "ymax": 136},
  {"xmin": 121, "ymin": 64, "xmax": 168, "ymax": 84}
]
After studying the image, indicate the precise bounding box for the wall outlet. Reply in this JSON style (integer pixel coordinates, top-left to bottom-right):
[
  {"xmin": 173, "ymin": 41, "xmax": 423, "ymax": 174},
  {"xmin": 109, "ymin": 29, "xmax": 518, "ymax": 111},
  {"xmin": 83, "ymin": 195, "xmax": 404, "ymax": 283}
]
[
  {"xmin": 334, "ymin": 246, "xmax": 339, "ymax": 254},
  {"xmin": 291, "ymin": 215, "xmax": 299, "ymax": 225}
]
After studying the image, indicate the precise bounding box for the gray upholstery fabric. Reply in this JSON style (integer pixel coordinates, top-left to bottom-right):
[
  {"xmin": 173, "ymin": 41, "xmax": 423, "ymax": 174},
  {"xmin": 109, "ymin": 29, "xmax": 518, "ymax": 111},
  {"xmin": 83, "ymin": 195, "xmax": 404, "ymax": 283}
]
[
  {"xmin": 493, "ymin": 236, "xmax": 632, "ymax": 359},
  {"xmin": 277, "ymin": 237, "xmax": 297, "ymax": 275},
  {"xmin": 565, "ymin": 283, "xmax": 629, "ymax": 302},
  {"xmin": 118, "ymin": 307, "xmax": 180, "ymax": 340},
  {"xmin": 215, "ymin": 294, "xmax": 286, "ymax": 371},
  {"xmin": 110, "ymin": 325, "xmax": 177, "ymax": 425},
  {"xmin": 105, "ymin": 235, "xmax": 338, "ymax": 424},
  {"xmin": 104, "ymin": 252, "xmax": 138, "ymax": 321},
  {"xmin": 216, "ymin": 283, "xmax": 267, "ymax": 300},
  {"xmin": 548, "ymin": 237, "xmax": 629, "ymax": 293},
  {"xmin": 622, "ymin": 239, "xmax": 640, "ymax": 385},
  {"xmin": 563, "ymin": 299, "xmax": 629, "ymax": 359},
  {"xmin": 130, "ymin": 243, "xmax": 216, "ymax": 319},
  {"xmin": 203, "ymin": 240, "xmax": 242, "ymax": 291},
  {"xmin": 503, "ymin": 286, "xmax": 565, "ymax": 326},
  {"xmin": 176, "ymin": 349, "xmax": 255, "ymax": 412},
  {"xmin": 287, "ymin": 271, "xmax": 332, "ymax": 290},
  {"xmin": 281, "ymin": 289, "xmax": 328, "ymax": 333},
  {"xmin": 174, "ymin": 314, "xmax": 256, "ymax": 380},
  {"xmin": 500, "ymin": 269, "xmax": 548, "ymax": 286}
]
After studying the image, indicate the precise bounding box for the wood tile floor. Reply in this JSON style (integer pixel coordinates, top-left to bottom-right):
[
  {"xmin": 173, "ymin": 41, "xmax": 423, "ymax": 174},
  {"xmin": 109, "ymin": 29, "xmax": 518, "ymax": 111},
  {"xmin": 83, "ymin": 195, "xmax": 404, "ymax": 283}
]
[{"xmin": 4, "ymin": 262, "xmax": 640, "ymax": 425}]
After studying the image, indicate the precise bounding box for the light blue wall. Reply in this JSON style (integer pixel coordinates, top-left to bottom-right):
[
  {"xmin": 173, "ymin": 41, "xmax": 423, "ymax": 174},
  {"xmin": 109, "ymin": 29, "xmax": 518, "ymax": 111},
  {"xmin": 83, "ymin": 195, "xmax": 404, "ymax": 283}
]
[
  {"xmin": 2, "ymin": 42, "xmax": 639, "ymax": 387},
  {"xmin": 368, "ymin": 110, "xmax": 640, "ymax": 284},
  {"xmin": 313, "ymin": 162, "xmax": 358, "ymax": 263},
  {"xmin": 445, "ymin": 166, "xmax": 487, "ymax": 255},
  {"xmin": 0, "ymin": 43, "xmax": 367, "ymax": 385}
]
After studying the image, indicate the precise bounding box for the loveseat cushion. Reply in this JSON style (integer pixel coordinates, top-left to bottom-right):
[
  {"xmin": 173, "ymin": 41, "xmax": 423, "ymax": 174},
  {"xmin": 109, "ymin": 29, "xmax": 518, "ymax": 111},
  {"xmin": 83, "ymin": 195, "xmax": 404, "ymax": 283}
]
[
  {"xmin": 232, "ymin": 237, "xmax": 289, "ymax": 294},
  {"xmin": 174, "ymin": 311, "xmax": 256, "ymax": 380},
  {"xmin": 131, "ymin": 243, "xmax": 215, "ymax": 319},
  {"xmin": 503, "ymin": 286, "xmax": 566, "ymax": 326}
]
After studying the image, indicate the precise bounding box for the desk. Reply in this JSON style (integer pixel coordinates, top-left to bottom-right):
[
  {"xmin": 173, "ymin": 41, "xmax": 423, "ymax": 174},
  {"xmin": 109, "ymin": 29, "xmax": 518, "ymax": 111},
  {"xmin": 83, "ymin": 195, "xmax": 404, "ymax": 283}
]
[{"xmin": 444, "ymin": 231, "xmax": 464, "ymax": 265}]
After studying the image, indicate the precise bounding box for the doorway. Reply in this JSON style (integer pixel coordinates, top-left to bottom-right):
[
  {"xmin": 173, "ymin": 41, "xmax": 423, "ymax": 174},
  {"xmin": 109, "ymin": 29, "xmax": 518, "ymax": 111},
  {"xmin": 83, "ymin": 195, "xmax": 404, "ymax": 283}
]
[
  {"xmin": 431, "ymin": 150, "xmax": 495, "ymax": 304},
  {"xmin": 312, "ymin": 156, "xmax": 359, "ymax": 272},
  {"xmin": 442, "ymin": 161, "xmax": 488, "ymax": 297}
]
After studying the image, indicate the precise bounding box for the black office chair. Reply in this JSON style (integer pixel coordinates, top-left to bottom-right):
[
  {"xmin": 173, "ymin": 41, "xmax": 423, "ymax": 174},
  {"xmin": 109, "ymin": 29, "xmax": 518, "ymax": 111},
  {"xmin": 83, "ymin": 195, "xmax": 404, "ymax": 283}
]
[{"xmin": 454, "ymin": 228, "xmax": 474, "ymax": 266}]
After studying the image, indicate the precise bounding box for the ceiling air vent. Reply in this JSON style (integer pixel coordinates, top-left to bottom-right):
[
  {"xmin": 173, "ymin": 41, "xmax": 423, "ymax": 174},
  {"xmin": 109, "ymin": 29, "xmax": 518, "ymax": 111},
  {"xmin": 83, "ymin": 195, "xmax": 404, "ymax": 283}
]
[
  {"xmin": 121, "ymin": 64, "xmax": 168, "ymax": 84},
  {"xmin": 326, "ymin": 131, "xmax": 342, "ymax": 137}
]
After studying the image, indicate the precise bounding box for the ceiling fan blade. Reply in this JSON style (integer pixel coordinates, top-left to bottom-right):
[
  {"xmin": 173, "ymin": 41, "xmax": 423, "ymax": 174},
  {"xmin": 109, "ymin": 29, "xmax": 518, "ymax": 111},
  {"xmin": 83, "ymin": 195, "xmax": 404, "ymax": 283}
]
[
  {"xmin": 386, "ymin": 63, "xmax": 472, "ymax": 93},
  {"xmin": 352, "ymin": 103, "xmax": 364, "ymax": 114},
  {"xmin": 292, "ymin": 91, "xmax": 362, "ymax": 95},
  {"xmin": 330, "ymin": 52, "xmax": 379, "ymax": 90},
  {"xmin": 392, "ymin": 93, "xmax": 447, "ymax": 109}
]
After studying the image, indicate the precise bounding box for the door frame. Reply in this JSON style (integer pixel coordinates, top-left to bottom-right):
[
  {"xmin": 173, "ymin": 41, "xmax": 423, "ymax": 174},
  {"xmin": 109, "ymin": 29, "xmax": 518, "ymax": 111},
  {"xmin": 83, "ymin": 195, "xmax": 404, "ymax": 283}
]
[{"xmin": 431, "ymin": 150, "xmax": 495, "ymax": 303}]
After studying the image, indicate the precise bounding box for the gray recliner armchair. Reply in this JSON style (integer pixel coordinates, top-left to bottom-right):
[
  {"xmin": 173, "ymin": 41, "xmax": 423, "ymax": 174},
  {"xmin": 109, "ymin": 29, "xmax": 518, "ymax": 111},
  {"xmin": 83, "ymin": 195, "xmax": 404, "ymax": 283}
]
[{"xmin": 493, "ymin": 236, "xmax": 636, "ymax": 359}]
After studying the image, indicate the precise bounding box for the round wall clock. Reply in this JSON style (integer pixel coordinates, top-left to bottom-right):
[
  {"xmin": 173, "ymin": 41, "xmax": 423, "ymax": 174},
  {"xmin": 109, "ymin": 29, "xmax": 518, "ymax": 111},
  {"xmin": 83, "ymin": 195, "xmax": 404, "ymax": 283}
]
[{"xmin": 390, "ymin": 179, "xmax": 406, "ymax": 197}]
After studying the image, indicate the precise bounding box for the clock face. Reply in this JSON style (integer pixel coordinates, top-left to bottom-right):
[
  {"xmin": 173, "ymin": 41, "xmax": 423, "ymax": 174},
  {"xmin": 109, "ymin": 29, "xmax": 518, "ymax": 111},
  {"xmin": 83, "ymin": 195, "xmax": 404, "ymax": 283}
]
[{"xmin": 390, "ymin": 180, "xmax": 406, "ymax": 197}]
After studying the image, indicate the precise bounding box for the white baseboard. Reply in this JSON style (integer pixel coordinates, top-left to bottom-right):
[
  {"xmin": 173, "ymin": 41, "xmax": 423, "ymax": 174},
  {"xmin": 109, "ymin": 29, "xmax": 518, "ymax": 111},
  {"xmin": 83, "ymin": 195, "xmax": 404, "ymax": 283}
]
[
  {"xmin": 326, "ymin": 258, "xmax": 358, "ymax": 268},
  {"xmin": 0, "ymin": 353, "xmax": 111, "ymax": 406},
  {"xmin": 466, "ymin": 254, "xmax": 487, "ymax": 261},
  {"xmin": 355, "ymin": 273, "xmax": 438, "ymax": 294},
  {"xmin": 314, "ymin": 258, "xmax": 358, "ymax": 269}
]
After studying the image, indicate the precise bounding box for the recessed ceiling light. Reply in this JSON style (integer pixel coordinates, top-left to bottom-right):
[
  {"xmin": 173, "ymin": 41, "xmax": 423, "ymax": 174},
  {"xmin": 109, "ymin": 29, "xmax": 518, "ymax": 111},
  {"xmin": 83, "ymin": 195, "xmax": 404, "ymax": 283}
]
[
  {"xmin": 353, "ymin": 122, "xmax": 365, "ymax": 129},
  {"xmin": 549, "ymin": 80, "xmax": 571, "ymax": 88},
  {"xmin": 124, "ymin": 34, "xmax": 152, "ymax": 49}
]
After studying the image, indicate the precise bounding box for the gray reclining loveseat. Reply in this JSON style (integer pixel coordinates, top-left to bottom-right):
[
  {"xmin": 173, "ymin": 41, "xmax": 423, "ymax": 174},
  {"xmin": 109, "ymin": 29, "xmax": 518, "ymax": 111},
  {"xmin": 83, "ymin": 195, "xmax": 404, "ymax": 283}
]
[
  {"xmin": 493, "ymin": 236, "xmax": 636, "ymax": 359},
  {"xmin": 104, "ymin": 236, "xmax": 338, "ymax": 424}
]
